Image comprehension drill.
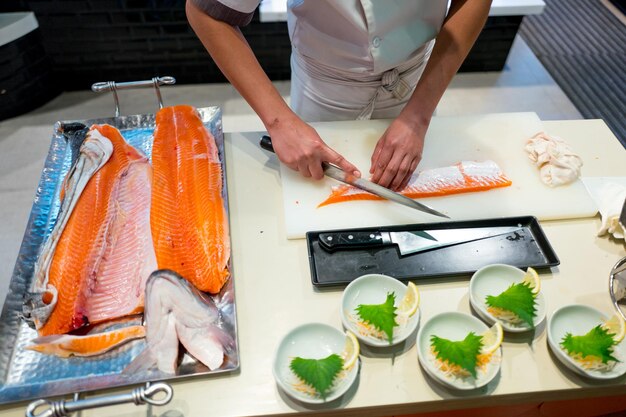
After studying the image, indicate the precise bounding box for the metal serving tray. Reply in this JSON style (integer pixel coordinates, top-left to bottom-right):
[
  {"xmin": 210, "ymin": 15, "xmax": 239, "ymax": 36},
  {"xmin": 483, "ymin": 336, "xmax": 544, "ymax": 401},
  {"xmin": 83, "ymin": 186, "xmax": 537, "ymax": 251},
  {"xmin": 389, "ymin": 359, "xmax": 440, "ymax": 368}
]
[
  {"xmin": 0, "ymin": 106, "xmax": 239, "ymax": 405},
  {"xmin": 307, "ymin": 216, "xmax": 559, "ymax": 287}
]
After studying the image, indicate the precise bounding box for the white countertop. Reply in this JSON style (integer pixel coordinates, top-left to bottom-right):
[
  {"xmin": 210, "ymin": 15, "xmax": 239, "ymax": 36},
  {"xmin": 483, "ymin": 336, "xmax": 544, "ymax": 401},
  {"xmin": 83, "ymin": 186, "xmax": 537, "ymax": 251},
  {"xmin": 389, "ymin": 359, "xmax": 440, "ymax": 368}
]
[
  {"xmin": 0, "ymin": 116, "xmax": 624, "ymax": 417},
  {"xmin": 260, "ymin": 0, "xmax": 546, "ymax": 23}
]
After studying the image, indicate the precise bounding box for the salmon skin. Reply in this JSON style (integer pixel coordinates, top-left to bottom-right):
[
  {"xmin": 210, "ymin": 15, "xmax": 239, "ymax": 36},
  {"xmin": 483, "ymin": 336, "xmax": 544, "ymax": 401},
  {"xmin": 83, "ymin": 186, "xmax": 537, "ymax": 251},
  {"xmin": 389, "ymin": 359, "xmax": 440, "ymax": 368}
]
[
  {"xmin": 26, "ymin": 325, "xmax": 146, "ymax": 358},
  {"xmin": 318, "ymin": 160, "xmax": 512, "ymax": 207},
  {"xmin": 125, "ymin": 269, "xmax": 235, "ymax": 374},
  {"xmin": 26, "ymin": 124, "xmax": 157, "ymax": 337},
  {"xmin": 151, "ymin": 105, "xmax": 230, "ymax": 294}
]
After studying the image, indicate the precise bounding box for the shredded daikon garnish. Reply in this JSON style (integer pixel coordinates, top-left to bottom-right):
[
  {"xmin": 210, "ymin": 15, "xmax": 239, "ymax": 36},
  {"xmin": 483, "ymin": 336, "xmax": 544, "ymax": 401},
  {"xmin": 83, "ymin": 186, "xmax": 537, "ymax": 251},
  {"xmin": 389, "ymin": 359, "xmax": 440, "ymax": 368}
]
[
  {"xmin": 487, "ymin": 306, "xmax": 525, "ymax": 325},
  {"xmin": 567, "ymin": 351, "xmax": 618, "ymax": 372},
  {"xmin": 429, "ymin": 346, "xmax": 494, "ymax": 380}
]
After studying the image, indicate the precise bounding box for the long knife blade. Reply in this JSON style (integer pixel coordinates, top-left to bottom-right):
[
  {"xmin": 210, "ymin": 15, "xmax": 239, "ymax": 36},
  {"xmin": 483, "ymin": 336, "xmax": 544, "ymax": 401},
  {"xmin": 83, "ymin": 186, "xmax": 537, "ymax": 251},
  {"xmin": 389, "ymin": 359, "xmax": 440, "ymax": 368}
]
[
  {"xmin": 390, "ymin": 226, "xmax": 523, "ymax": 255},
  {"xmin": 260, "ymin": 135, "xmax": 450, "ymax": 219}
]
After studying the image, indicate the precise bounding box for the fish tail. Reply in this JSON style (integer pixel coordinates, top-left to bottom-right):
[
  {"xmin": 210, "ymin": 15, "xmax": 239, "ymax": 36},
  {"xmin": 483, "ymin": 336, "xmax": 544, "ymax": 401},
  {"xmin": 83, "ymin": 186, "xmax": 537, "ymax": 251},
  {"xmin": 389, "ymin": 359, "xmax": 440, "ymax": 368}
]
[{"xmin": 178, "ymin": 325, "xmax": 234, "ymax": 371}]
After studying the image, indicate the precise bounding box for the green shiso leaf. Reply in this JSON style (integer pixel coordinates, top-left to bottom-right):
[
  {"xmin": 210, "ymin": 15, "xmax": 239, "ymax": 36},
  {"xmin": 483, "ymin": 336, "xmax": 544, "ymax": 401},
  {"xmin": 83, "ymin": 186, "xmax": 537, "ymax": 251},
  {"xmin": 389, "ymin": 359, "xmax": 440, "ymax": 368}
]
[
  {"xmin": 290, "ymin": 354, "xmax": 344, "ymax": 400},
  {"xmin": 560, "ymin": 325, "xmax": 619, "ymax": 364},
  {"xmin": 355, "ymin": 292, "xmax": 397, "ymax": 343},
  {"xmin": 430, "ymin": 332, "xmax": 483, "ymax": 378},
  {"xmin": 485, "ymin": 282, "xmax": 537, "ymax": 327}
]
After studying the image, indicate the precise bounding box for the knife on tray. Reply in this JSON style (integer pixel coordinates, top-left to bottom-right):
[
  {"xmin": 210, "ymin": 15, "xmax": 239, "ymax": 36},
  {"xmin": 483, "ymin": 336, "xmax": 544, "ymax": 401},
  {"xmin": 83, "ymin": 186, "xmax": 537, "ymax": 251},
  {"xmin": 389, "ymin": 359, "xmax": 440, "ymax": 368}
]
[
  {"xmin": 259, "ymin": 135, "xmax": 449, "ymax": 219},
  {"xmin": 318, "ymin": 226, "xmax": 524, "ymax": 256}
]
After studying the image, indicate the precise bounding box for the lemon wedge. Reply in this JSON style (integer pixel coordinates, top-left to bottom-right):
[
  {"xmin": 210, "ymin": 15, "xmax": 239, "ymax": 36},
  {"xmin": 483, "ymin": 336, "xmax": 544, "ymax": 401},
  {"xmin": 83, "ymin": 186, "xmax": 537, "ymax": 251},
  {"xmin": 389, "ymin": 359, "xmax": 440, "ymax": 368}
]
[
  {"xmin": 397, "ymin": 282, "xmax": 420, "ymax": 318},
  {"xmin": 521, "ymin": 267, "xmax": 541, "ymax": 294},
  {"xmin": 602, "ymin": 314, "xmax": 626, "ymax": 343},
  {"xmin": 481, "ymin": 322, "xmax": 504, "ymax": 355},
  {"xmin": 342, "ymin": 331, "xmax": 360, "ymax": 370}
]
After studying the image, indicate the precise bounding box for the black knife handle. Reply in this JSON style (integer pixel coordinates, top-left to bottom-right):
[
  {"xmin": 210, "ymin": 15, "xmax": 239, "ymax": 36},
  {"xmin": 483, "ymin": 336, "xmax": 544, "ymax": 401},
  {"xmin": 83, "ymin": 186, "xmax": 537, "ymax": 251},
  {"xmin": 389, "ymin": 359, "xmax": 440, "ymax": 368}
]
[
  {"xmin": 319, "ymin": 231, "xmax": 385, "ymax": 252},
  {"xmin": 260, "ymin": 135, "xmax": 275, "ymax": 153},
  {"xmin": 260, "ymin": 135, "xmax": 334, "ymax": 172}
]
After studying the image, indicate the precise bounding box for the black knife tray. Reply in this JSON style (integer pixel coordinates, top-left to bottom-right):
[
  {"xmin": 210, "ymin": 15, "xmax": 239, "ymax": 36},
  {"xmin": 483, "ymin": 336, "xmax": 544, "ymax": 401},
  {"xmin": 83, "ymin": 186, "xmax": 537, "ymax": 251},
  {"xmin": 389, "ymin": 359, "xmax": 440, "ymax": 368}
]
[{"xmin": 306, "ymin": 216, "xmax": 559, "ymax": 287}]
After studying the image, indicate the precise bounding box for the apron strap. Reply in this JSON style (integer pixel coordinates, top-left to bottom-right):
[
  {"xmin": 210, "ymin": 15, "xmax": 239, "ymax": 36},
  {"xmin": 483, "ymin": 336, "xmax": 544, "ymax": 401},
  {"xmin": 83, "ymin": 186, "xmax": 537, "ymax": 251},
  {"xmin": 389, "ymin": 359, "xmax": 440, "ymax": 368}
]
[{"xmin": 357, "ymin": 68, "xmax": 412, "ymax": 120}]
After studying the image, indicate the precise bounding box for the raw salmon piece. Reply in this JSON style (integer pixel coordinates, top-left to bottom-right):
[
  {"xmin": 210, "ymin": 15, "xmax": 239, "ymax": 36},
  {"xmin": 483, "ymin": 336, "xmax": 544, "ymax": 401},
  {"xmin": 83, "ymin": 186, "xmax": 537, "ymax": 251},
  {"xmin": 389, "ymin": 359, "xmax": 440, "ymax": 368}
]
[
  {"xmin": 37, "ymin": 124, "xmax": 156, "ymax": 337},
  {"xmin": 26, "ymin": 325, "xmax": 145, "ymax": 358},
  {"xmin": 151, "ymin": 105, "xmax": 230, "ymax": 294},
  {"xmin": 27, "ymin": 126, "xmax": 113, "ymax": 330},
  {"xmin": 124, "ymin": 270, "xmax": 235, "ymax": 374},
  {"xmin": 318, "ymin": 160, "xmax": 512, "ymax": 207}
]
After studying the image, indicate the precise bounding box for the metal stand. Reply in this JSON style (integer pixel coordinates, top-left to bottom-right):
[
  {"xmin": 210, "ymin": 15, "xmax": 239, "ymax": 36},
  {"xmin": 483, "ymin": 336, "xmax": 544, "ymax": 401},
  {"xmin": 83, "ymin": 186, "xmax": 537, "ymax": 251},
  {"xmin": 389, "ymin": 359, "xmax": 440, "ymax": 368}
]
[{"xmin": 609, "ymin": 256, "xmax": 626, "ymax": 321}]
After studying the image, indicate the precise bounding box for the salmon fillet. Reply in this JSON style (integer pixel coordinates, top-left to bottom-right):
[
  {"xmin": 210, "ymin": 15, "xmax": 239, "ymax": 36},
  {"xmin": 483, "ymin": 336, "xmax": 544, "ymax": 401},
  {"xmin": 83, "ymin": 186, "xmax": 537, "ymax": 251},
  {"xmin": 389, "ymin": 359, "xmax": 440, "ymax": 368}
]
[
  {"xmin": 151, "ymin": 105, "xmax": 230, "ymax": 294},
  {"xmin": 319, "ymin": 161, "xmax": 512, "ymax": 207},
  {"xmin": 27, "ymin": 325, "xmax": 146, "ymax": 358},
  {"xmin": 39, "ymin": 125, "xmax": 156, "ymax": 336}
]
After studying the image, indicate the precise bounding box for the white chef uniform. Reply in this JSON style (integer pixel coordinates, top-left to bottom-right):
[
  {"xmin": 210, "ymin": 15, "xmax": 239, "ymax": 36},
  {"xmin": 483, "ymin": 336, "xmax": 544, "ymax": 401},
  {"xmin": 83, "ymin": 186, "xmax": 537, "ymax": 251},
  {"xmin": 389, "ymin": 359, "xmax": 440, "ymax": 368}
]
[{"xmin": 192, "ymin": 0, "xmax": 448, "ymax": 121}]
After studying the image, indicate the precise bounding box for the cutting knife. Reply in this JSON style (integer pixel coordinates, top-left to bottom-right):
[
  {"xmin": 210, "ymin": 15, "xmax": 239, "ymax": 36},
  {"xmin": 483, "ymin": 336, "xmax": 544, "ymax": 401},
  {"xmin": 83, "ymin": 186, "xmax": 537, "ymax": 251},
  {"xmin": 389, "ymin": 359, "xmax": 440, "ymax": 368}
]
[
  {"xmin": 259, "ymin": 135, "xmax": 449, "ymax": 219},
  {"xmin": 318, "ymin": 226, "xmax": 524, "ymax": 256}
]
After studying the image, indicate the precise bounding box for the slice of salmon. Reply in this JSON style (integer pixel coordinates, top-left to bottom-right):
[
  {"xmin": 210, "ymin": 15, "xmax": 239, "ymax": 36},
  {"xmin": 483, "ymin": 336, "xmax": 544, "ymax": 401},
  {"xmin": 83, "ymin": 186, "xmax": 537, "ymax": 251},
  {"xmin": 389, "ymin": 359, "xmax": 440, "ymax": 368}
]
[
  {"xmin": 318, "ymin": 161, "xmax": 512, "ymax": 207},
  {"xmin": 151, "ymin": 105, "xmax": 230, "ymax": 294},
  {"xmin": 39, "ymin": 125, "xmax": 156, "ymax": 336},
  {"xmin": 27, "ymin": 325, "xmax": 146, "ymax": 358}
]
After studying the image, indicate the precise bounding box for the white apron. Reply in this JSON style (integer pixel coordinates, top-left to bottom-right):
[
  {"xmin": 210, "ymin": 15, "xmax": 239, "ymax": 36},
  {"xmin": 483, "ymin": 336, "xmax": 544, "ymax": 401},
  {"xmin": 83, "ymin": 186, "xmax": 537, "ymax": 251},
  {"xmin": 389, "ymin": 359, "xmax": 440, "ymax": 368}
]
[
  {"xmin": 290, "ymin": 43, "xmax": 433, "ymax": 122},
  {"xmin": 286, "ymin": 0, "xmax": 448, "ymax": 122}
]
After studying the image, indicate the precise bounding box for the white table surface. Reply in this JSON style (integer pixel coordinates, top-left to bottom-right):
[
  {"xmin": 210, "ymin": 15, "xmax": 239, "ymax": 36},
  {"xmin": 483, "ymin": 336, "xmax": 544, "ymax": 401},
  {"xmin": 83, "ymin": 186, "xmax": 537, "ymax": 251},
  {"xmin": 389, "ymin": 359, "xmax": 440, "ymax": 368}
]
[
  {"xmin": 260, "ymin": 0, "xmax": 546, "ymax": 23},
  {"xmin": 0, "ymin": 117, "xmax": 625, "ymax": 417}
]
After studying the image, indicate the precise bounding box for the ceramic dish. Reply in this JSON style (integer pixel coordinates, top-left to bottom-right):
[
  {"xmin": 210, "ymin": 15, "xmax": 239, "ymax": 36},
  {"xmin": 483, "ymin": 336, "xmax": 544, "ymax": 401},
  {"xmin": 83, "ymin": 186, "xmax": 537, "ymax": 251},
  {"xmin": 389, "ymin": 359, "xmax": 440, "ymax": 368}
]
[
  {"xmin": 547, "ymin": 304, "xmax": 626, "ymax": 380},
  {"xmin": 417, "ymin": 312, "xmax": 502, "ymax": 390},
  {"xmin": 272, "ymin": 323, "xmax": 359, "ymax": 404},
  {"xmin": 469, "ymin": 264, "xmax": 546, "ymax": 332},
  {"xmin": 341, "ymin": 274, "xmax": 420, "ymax": 347}
]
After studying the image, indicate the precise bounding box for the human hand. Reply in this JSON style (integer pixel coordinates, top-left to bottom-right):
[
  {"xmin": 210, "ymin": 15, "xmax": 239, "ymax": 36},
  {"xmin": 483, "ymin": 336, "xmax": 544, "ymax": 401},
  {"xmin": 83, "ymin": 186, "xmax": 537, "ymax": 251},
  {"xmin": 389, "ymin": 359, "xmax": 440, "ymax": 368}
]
[
  {"xmin": 267, "ymin": 115, "xmax": 360, "ymax": 180},
  {"xmin": 369, "ymin": 116, "xmax": 428, "ymax": 191}
]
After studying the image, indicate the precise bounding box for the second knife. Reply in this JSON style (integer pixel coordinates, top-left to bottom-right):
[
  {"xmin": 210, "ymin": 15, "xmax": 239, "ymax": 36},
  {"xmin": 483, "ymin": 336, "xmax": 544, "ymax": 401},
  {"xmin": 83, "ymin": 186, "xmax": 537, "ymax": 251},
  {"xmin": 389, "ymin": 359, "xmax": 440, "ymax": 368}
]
[{"xmin": 318, "ymin": 226, "xmax": 524, "ymax": 256}]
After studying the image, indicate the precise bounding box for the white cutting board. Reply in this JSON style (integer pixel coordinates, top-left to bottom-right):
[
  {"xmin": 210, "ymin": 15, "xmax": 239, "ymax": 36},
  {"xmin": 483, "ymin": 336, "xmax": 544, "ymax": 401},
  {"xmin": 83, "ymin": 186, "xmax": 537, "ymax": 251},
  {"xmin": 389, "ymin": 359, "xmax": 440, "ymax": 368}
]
[{"xmin": 279, "ymin": 112, "xmax": 598, "ymax": 239}]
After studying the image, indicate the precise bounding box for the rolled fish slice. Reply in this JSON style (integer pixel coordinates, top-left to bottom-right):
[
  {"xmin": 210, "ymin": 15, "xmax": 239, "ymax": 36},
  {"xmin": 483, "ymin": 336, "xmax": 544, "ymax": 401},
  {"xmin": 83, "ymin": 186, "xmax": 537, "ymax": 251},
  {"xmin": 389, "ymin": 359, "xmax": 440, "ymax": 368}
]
[{"xmin": 318, "ymin": 160, "xmax": 512, "ymax": 207}]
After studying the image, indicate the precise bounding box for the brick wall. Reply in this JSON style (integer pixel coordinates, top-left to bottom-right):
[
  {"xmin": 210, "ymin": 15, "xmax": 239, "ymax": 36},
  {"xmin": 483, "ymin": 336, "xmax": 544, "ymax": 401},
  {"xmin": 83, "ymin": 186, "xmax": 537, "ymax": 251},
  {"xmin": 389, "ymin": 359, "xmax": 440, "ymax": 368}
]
[
  {"xmin": 0, "ymin": 22, "xmax": 60, "ymax": 120},
  {"xmin": 1, "ymin": 1, "xmax": 521, "ymax": 92},
  {"xmin": 461, "ymin": 16, "xmax": 523, "ymax": 72}
]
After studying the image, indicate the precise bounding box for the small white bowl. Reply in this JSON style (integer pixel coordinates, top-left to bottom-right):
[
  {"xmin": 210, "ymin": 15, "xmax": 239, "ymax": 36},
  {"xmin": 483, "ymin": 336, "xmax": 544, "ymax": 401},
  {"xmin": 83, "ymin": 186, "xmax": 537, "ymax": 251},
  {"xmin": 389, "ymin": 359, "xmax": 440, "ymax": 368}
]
[
  {"xmin": 417, "ymin": 312, "xmax": 502, "ymax": 390},
  {"xmin": 469, "ymin": 264, "xmax": 546, "ymax": 333},
  {"xmin": 341, "ymin": 274, "xmax": 420, "ymax": 347},
  {"xmin": 272, "ymin": 323, "xmax": 359, "ymax": 404},
  {"xmin": 547, "ymin": 304, "xmax": 626, "ymax": 380}
]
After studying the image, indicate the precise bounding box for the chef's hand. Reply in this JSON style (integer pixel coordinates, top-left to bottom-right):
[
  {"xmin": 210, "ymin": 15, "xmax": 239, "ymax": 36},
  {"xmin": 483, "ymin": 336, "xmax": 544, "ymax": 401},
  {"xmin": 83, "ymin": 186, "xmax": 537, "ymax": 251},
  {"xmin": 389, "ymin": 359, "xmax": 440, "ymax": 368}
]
[
  {"xmin": 370, "ymin": 116, "xmax": 428, "ymax": 191},
  {"xmin": 267, "ymin": 115, "xmax": 361, "ymax": 180}
]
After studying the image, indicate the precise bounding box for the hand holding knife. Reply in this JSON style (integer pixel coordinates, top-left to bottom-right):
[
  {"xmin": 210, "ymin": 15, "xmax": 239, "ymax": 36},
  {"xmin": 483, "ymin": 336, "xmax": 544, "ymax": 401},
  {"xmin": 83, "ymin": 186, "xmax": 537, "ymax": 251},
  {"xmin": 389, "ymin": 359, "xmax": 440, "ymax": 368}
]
[{"xmin": 259, "ymin": 135, "xmax": 449, "ymax": 219}]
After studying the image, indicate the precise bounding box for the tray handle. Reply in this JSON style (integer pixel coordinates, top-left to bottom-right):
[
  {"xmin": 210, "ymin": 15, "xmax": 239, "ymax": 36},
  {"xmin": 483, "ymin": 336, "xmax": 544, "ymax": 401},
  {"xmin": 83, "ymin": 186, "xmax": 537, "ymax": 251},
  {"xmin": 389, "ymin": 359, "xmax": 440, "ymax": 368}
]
[
  {"xmin": 25, "ymin": 382, "xmax": 173, "ymax": 417},
  {"xmin": 91, "ymin": 76, "xmax": 176, "ymax": 117}
]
